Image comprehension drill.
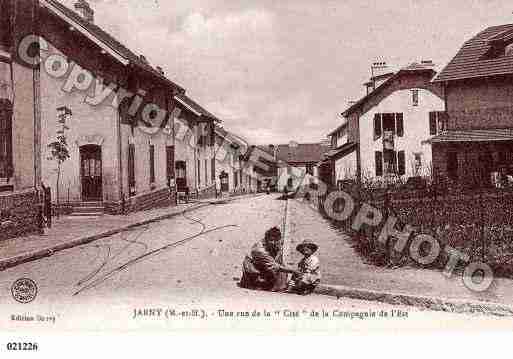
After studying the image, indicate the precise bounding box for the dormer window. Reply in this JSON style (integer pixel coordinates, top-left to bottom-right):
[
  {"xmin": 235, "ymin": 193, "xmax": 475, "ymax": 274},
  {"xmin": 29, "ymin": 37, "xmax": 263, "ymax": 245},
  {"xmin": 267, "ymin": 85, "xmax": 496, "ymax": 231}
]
[{"xmin": 484, "ymin": 29, "xmax": 513, "ymax": 59}]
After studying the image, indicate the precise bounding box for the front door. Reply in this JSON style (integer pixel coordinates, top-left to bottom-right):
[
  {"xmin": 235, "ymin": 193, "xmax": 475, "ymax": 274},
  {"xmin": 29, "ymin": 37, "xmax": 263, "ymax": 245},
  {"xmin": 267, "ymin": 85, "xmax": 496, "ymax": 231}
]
[
  {"xmin": 80, "ymin": 145, "xmax": 102, "ymax": 201},
  {"xmin": 220, "ymin": 171, "xmax": 229, "ymax": 192}
]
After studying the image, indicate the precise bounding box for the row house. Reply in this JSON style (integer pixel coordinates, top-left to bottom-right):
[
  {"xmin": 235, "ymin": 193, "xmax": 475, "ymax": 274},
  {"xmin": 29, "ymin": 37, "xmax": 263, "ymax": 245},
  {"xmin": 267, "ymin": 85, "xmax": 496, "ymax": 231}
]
[
  {"xmin": 173, "ymin": 93, "xmax": 218, "ymax": 199},
  {"xmin": 37, "ymin": 0, "xmax": 188, "ymax": 214},
  {"xmin": 214, "ymin": 127, "xmax": 260, "ymax": 194},
  {"xmin": 432, "ymin": 24, "xmax": 513, "ymax": 187},
  {"xmin": 325, "ymin": 62, "xmax": 445, "ymax": 187},
  {"xmin": 0, "ymin": 0, "xmax": 41, "ymax": 239},
  {"xmin": 249, "ymin": 145, "xmax": 279, "ymax": 191}
]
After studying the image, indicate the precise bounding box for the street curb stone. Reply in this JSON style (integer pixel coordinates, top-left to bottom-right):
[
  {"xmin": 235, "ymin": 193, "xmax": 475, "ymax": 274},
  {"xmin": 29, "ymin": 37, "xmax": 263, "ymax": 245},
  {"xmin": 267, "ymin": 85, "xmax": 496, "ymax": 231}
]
[
  {"xmin": 0, "ymin": 196, "xmax": 253, "ymax": 272},
  {"xmin": 314, "ymin": 284, "xmax": 513, "ymax": 317}
]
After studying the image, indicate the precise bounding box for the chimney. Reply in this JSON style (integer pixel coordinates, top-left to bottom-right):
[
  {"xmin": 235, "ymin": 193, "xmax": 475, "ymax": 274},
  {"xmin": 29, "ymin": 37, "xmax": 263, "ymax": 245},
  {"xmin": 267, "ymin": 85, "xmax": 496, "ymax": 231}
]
[
  {"xmin": 369, "ymin": 61, "xmax": 392, "ymax": 91},
  {"xmin": 156, "ymin": 66, "xmax": 164, "ymax": 75},
  {"xmin": 139, "ymin": 55, "xmax": 148, "ymax": 63},
  {"xmin": 421, "ymin": 60, "xmax": 434, "ymax": 67}
]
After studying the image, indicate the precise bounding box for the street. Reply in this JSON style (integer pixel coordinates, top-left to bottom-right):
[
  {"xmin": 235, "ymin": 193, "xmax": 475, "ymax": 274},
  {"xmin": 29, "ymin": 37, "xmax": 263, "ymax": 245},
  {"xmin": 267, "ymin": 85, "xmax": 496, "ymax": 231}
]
[{"xmin": 0, "ymin": 195, "xmax": 509, "ymax": 331}]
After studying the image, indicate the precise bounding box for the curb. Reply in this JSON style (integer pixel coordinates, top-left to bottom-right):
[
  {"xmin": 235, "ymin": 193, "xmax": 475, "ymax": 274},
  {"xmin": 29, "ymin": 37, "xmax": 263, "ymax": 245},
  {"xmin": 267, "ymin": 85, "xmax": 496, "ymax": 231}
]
[
  {"xmin": 0, "ymin": 197, "xmax": 233, "ymax": 272},
  {"xmin": 314, "ymin": 283, "xmax": 513, "ymax": 317}
]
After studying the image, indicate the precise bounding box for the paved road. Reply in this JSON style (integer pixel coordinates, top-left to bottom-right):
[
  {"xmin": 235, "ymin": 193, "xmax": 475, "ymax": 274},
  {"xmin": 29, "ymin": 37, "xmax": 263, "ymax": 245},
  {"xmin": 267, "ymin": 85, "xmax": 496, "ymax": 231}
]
[{"xmin": 0, "ymin": 195, "xmax": 506, "ymax": 331}]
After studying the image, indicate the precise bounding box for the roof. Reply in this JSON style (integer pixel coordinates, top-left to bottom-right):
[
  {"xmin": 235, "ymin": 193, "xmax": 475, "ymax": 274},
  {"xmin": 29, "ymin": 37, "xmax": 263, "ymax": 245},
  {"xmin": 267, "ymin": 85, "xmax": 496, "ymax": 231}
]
[
  {"xmin": 322, "ymin": 142, "xmax": 357, "ymax": 159},
  {"xmin": 43, "ymin": 0, "xmax": 184, "ymax": 92},
  {"xmin": 342, "ymin": 63, "xmax": 436, "ymax": 117},
  {"xmin": 434, "ymin": 24, "xmax": 513, "ymax": 82},
  {"xmin": 431, "ymin": 129, "xmax": 513, "ymax": 143},
  {"xmin": 175, "ymin": 94, "xmax": 220, "ymax": 122},
  {"xmin": 274, "ymin": 143, "xmax": 330, "ymax": 164},
  {"xmin": 327, "ymin": 118, "xmax": 349, "ymax": 137}
]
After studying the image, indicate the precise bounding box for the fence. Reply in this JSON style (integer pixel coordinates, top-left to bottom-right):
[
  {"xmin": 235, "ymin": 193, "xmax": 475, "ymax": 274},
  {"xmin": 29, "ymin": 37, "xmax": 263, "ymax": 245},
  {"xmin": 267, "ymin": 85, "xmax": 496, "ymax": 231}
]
[{"xmin": 311, "ymin": 181, "xmax": 513, "ymax": 277}]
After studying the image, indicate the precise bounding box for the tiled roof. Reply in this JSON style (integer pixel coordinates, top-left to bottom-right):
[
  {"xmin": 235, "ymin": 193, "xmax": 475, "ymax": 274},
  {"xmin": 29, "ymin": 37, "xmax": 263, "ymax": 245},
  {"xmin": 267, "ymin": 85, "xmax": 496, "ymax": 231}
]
[
  {"xmin": 431, "ymin": 129, "xmax": 513, "ymax": 143},
  {"xmin": 434, "ymin": 24, "xmax": 513, "ymax": 82},
  {"xmin": 342, "ymin": 63, "xmax": 436, "ymax": 116},
  {"xmin": 275, "ymin": 143, "xmax": 330, "ymax": 164},
  {"xmin": 174, "ymin": 94, "xmax": 219, "ymax": 122},
  {"xmin": 45, "ymin": 0, "xmax": 184, "ymax": 92}
]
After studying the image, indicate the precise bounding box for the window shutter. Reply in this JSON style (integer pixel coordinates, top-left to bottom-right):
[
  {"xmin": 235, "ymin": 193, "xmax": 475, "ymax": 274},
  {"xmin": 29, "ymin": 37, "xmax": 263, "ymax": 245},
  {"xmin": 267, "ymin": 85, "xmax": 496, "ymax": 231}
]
[
  {"xmin": 429, "ymin": 112, "xmax": 437, "ymax": 135},
  {"xmin": 375, "ymin": 151, "xmax": 383, "ymax": 177},
  {"xmin": 149, "ymin": 145, "xmax": 155, "ymax": 184},
  {"xmin": 128, "ymin": 144, "xmax": 136, "ymax": 189},
  {"xmin": 396, "ymin": 113, "xmax": 404, "ymax": 137},
  {"xmin": 398, "ymin": 150, "xmax": 406, "ymax": 176},
  {"xmin": 374, "ymin": 114, "xmax": 382, "ymax": 139},
  {"xmin": 166, "ymin": 146, "xmax": 174, "ymax": 181}
]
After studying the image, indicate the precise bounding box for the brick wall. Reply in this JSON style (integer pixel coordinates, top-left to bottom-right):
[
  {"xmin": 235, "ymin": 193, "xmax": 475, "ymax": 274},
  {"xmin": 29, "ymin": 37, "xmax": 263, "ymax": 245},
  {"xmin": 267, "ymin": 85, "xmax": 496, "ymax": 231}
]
[
  {"xmin": 0, "ymin": 190, "xmax": 40, "ymax": 241},
  {"xmin": 446, "ymin": 76, "xmax": 513, "ymax": 130}
]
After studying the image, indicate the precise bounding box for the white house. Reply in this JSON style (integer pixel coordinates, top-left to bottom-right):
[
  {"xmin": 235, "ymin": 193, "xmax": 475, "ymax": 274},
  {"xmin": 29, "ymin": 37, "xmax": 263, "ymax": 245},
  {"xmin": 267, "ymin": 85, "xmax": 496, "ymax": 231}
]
[{"xmin": 326, "ymin": 62, "xmax": 445, "ymax": 187}]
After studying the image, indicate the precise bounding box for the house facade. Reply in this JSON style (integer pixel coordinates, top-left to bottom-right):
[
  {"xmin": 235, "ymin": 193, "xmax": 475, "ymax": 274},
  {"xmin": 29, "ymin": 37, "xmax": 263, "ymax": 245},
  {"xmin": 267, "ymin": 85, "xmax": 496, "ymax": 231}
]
[
  {"xmin": 173, "ymin": 93, "xmax": 218, "ymax": 199},
  {"xmin": 326, "ymin": 62, "xmax": 445, "ymax": 187},
  {"xmin": 432, "ymin": 24, "xmax": 513, "ymax": 187},
  {"xmin": 37, "ymin": 0, "xmax": 188, "ymax": 214},
  {"xmin": 0, "ymin": 0, "xmax": 42, "ymax": 240},
  {"xmin": 274, "ymin": 142, "xmax": 330, "ymax": 192}
]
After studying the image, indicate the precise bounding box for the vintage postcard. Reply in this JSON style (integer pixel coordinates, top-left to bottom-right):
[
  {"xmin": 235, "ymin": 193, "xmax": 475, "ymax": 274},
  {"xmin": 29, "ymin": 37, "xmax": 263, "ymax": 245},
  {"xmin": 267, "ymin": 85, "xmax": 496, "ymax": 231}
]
[{"xmin": 1, "ymin": 0, "xmax": 513, "ymax": 354}]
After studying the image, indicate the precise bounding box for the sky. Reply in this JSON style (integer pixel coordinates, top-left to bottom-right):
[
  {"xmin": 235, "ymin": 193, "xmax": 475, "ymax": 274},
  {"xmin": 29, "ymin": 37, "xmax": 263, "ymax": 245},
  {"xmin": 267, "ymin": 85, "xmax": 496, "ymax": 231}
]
[{"xmin": 60, "ymin": 0, "xmax": 513, "ymax": 145}]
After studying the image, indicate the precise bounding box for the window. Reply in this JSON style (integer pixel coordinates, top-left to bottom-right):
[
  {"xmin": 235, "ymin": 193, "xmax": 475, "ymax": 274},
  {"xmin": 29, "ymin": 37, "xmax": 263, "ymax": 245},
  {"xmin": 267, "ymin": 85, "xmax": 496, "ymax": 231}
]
[
  {"xmin": 398, "ymin": 150, "xmax": 406, "ymax": 176},
  {"xmin": 383, "ymin": 149, "xmax": 396, "ymax": 174},
  {"xmin": 166, "ymin": 146, "xmax": 174, "ymax": 182},
  {"xmin": 205, "ymin": 159, "xmax": 208, "ymax": 185},
  {"xmin": 234, "ymin": 170, "xmax": 238, "ymax": 188},
  {"xmin": 149, "ymin": 145, "xmax": 155, "ymax": 184},
  {"xmin": 306, "ymin": 164, "xmax": 314, "ymax": 175},
  {"xmin": 374, "ymin": 113, "xmax": 404, "ymax": 140},
  {"xmin": 447, "ymin": 151, "xmax": 458, "ymax": 180},
  {"xmin": 414, "ymin": 152, "xmax": 422, "ymax": 174},
  {"xmin": 197, "ymin": 159, "xmax": 201, "ymax": 186},
  {"xmin": 429, "ymin": 111, "xmax": 448, "ymax": 135},
  {"xmin": 374, "ymin": 114, "xmax": 382, "ymax": 139},
  {"xmin": 412, "ymin": 89, "xmax": 419, "ymax": 106},
  {"xmin": 128, "ymin": 144, "xmax": 136, "ymax": 195},
  {"xmin": 375, "ymin": 151, "xmax": 383, "ymax": 176},
  {"xmin": 396, "ymin": 113, "xmax": 404, "ymax": 137},
  {"xmin": 211, "ymin": 158, "xmax": 216, "ymax": 182},
  {"xmin": 0, "ymin": 99, "xmax": 13, "ymax": 178}
]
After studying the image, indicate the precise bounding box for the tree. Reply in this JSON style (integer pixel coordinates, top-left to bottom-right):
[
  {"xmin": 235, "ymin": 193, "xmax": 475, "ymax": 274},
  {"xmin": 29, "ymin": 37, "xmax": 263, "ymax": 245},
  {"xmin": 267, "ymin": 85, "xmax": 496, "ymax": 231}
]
[{"xmin": 48, "ymin": 117, "xmax": 70, "ymax": 217}]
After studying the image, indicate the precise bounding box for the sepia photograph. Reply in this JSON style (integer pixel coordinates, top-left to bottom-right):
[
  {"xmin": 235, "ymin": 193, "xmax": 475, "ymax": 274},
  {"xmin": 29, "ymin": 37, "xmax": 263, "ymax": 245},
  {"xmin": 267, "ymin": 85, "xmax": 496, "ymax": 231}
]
[{"xmin": 1, "ymin": 0, "xmax": 513, "ymax": 355}]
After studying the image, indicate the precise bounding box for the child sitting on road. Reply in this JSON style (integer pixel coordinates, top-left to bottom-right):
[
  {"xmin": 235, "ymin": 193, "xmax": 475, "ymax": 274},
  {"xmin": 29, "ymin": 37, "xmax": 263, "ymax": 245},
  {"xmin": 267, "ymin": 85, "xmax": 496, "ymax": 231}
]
[{"xmin": 287, "ymin": 240, "xmax": 321, "ymax": 295}]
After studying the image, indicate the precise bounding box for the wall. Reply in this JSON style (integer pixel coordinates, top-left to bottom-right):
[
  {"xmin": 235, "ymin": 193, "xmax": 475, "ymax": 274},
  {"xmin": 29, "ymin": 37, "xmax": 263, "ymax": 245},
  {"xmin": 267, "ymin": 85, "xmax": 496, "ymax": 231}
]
[
  {"xmin": 446, "ymin": 76, "xmax": 513, "ymax": 130},
  {"xmin": 358, "ymin": 77, "xmax": 443, "ymax": 182},
  {"xmin": 334, "ymin": 150, "xmax": 357, "ymax": 182},
  {"xmin": 39, "ymin": 40, "xmax": 120, "ymax": 203}
]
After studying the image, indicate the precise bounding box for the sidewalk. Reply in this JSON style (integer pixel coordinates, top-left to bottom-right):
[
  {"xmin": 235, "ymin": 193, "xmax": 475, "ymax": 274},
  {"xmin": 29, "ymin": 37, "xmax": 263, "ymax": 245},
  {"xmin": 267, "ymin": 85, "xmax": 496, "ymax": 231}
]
[
  {"xmin": 0, "ymin": 194, "xmax": 261, "ymax": 272},
  {"xmin": 284, "ymin": 198, "xmax": 513, "ymax": 316}
]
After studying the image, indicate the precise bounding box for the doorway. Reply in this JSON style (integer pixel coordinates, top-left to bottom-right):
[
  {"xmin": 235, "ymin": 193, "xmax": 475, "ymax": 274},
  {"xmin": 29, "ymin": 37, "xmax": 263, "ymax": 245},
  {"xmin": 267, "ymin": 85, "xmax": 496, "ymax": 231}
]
[{"xmin": 80, "ymin": 145, "xmax": 102, "ymax": 201}]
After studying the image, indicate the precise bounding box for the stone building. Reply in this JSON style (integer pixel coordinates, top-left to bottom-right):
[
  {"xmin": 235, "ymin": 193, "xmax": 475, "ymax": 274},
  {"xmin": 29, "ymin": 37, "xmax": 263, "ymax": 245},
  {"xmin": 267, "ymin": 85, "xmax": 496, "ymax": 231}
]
[
  {"xmin": 432, "ymin": 24, "xmax": 513, "ymax": 187},
  {"xmin": 0, "ymin": 0, "xmax": 42, "ymax": 240}
]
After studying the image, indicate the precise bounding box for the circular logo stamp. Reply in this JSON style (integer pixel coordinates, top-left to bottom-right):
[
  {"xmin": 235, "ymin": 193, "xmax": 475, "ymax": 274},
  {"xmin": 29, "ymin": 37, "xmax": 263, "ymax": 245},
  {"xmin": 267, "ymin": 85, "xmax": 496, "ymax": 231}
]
[{"xmin": 11, "ymin": 278, "xmax": 38, "ymax": 304}]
